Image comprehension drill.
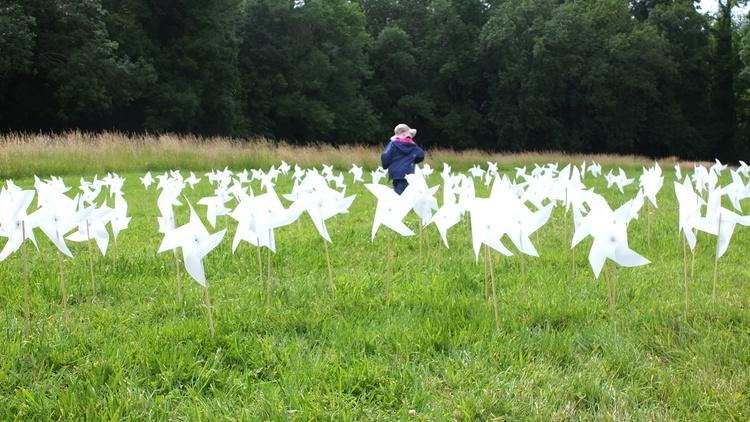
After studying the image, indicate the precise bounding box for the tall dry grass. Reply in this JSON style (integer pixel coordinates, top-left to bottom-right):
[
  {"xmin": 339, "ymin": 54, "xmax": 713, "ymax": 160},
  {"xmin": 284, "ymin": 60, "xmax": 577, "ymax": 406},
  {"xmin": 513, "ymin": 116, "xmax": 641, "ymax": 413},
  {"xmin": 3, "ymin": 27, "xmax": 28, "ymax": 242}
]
[{"xmin": 0, "ymin": 131, "xmax": 689, "ymax": 178}]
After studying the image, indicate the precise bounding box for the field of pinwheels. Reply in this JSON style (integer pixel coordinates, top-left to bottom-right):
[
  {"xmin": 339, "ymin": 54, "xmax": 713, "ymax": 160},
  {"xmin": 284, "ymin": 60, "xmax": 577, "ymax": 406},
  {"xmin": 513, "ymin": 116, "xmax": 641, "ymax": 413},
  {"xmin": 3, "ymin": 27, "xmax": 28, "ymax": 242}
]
[{"xmin": 2, "ymin": 143, "xmax": 750, "ymax": 419}]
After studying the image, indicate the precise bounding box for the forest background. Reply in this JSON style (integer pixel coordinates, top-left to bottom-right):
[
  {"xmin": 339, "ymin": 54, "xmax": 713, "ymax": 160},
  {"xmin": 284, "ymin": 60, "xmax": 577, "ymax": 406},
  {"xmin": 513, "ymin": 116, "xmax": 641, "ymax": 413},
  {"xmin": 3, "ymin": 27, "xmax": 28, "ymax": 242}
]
[{"xmin": 2, "ymin": 0, "xmax": 750, "ymax": 160}]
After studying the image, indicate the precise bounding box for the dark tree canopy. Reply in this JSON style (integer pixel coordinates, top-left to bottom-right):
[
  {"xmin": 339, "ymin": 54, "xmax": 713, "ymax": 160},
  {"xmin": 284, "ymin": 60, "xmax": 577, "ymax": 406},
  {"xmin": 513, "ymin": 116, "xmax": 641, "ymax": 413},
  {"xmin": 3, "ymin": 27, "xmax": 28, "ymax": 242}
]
[{"xmin": 0, "ymin": 0, "xmax": 749, "ymax": 159}]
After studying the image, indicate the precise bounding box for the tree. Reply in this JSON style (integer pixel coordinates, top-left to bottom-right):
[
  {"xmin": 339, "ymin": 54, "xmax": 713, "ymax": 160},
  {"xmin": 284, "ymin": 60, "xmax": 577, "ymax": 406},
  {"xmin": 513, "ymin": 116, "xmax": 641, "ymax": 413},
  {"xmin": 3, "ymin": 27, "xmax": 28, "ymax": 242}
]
[
  {"xmin": 0, "ymin": 0, "xmax": 148, "ymax": 131},
  {"xmin": 710, "ymin": 0, "xmax": 741, "ymax": 160},
  {"xmin": 239, "ymin": 0, "xmax": 377, "ymax": 143},
  {"xmin": 479, "ymin": 0, "xmax": 678, "ymax": 155}
]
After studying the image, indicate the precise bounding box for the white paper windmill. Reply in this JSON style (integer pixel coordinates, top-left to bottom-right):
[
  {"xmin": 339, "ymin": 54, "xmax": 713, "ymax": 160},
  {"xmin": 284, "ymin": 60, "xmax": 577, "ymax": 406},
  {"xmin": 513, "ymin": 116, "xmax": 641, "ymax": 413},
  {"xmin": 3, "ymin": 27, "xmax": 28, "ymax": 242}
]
[
  {"xmin": 571, "ymin": 193, "xmax": 650, "ymax": 279},
  {"xmin": 0, "ymin": 188, "xmax": 38, "ymax": 262},
  {"xmin": 349, "ymin": 164, "xmax": 364, "ymax": 183},
  {"xmin": 365, "ymin": 183, "xmax": 414, "ymax": 240},
  {"xmin": 158, "ymin": 203, "xmax": 226, "ymax": 336}
]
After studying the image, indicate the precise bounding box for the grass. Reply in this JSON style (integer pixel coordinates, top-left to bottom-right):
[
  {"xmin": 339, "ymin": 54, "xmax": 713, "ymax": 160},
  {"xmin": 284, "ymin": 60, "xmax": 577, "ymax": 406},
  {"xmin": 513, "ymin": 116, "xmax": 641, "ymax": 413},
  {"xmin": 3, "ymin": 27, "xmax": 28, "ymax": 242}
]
[
  {"xmin": 0, "ymin": 131, "xmax": 699, "ymax": 179},
  {"xmin": 0, "ymin": 135, "xmax": 749, "ymax": 419}
]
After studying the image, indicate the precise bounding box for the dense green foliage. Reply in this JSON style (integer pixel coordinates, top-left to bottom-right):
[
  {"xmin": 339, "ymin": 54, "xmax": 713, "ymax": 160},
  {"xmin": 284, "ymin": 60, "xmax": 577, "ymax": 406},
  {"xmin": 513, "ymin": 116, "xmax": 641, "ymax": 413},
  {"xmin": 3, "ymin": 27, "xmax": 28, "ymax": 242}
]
[
  {"xmin": 1, "ymin": 0, "xmax": 750, "ymax": 158},
  {"xmin": 2, "ymin": 166, "xmax": 750, "ymax": 418}
]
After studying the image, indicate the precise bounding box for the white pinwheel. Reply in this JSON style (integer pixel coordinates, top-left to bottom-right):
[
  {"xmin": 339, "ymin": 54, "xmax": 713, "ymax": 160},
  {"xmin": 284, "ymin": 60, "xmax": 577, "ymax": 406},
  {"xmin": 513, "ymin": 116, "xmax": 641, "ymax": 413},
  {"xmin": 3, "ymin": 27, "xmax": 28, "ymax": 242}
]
[
  {"xmin": 349, "ymin": 164, "xmax": 364, "ymax": 183},
  {"xmin": 185, "ymin": 172, "xmax": 201, "ymax": 189},
  {"xmin": 140, "ymin": 171, "xmax": 154, "ymax": 189},
  {"xmin": 0, "ymin": 186, "xmax": 38, "ymax": 336},
  {"xmin": 365, "ymin": 182, "xmax": 415, "ymax": 304},
  {"xmin": 365, "ymin": 183, "xmax": 414, "ymax": 240},
  {"xmin": 605, "ymin": 168, "xmax": 634, "ymax": 193},
  {"xmin": 110, "ymin": 193, "xmax": 131, "ymax": 243},
  {"xmin": 427, "ymin": 174, "xmax": 461, "ymax": 248},
  {"xmin": 693, "ymin": 187, "xmax": 750, "ymax": 261},
  {"xmin": 571, "ymin": 192, "xmax": 649, "ymax": 316},
  {"xmin": 0, "ymin": 188, "xmax": 37, "ymax": 262},
  {"xmin": 67, "ymin": 202, "xmax": 113, "ymax": 295},
  {"xmin": 27, "ymin": 190, "xmax": 92, "ymax": 322},
  {"xmin": 158, "ymin": 203, "xmax": 226, "ymax": 336},
  {"xmin": 198, "ymin": 193, "xmax": 232, "ymax": 228},
  {"xmin": 571, "ymin": 193, "xmax": 650, "ymax": 279}
]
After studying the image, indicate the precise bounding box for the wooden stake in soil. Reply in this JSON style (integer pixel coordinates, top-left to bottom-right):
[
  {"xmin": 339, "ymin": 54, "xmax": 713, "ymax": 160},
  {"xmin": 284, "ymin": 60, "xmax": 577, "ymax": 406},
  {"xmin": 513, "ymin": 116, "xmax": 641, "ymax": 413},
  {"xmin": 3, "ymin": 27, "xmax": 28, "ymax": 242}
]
[
  {"xmin": 256, "ymin": 244, "xmax": 263, "ymax": 283},
  {"xmin": 323, "ymin": 239, "xmax": 335, "ymax": 299},
  {"xmin": 563, "ymin": 188, "xmax": 569, "ymax": 248},
  {"xmin": 647, "ymin": 200, "xmax": 652, "ymax": 244},
  {"xmin": 419, "ymin": 223, "xmax": 423, "ymax": 263},
  {"xmin": 571, "ymin": 244, "xmax": 577, "ymax": 279},
  {"xmin": 386, "ymin": 230, "xmax": 393, "ymax": 305},
  {"xmin": 604, "ymin": 261, "xmax": 616, "ymax": 318},
  {"xmin": 483, "ymin": 245, "xmax": 490, "ymax": 303},
  {"xmin": 266, "ymin": 228, "xmax": 273, "ymax": 306},
  {"xmin": 173, "ymin": 249, "xmax": 182, "ymax": 303},
  {"xmin": 86, "ymin": 222, "xmax": 96, "ymax": 296},
  {"xmin": 112, "ymin": 234, "xmax": 118, "ymax": 264},
  {"xmin": 487, "ymin": 249, "xmax": 500, "ymax": 332},
  {"xmin": 712, "ymin": 213, "xmax": 722, "ymax": 302},
  {"xmin": 57, "ymin": 250, "xmax": 69, "ymax": 323},
  {"xmin": 266, "ymin": 247, "xmax": 273, "ymax": 305},
  {"xmin": 21, "ymin": 220, "xmax": 30, "ymax": 338},
  {"xmin": 203, "ymin": 283, "xmax": 215, "ymax": 338},
  {"xmin": 682, "ymin": 234, "xmax": 689, "ymax": 317},
  {"xmin": 520, "ymin": 252, "xmax": 526, "ymax": 287}
]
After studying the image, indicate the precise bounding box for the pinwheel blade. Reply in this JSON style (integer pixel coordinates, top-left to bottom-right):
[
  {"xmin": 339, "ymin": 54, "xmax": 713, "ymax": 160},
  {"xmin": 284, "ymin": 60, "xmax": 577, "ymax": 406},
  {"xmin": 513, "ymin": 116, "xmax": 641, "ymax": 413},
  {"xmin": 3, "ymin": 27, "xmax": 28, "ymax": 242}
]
[
  {"xmin": 183, "ymin": 252, "xmax": 207, "ymax": 286},
  {"xmin": 613, "ymin": 245, "xmax": 651, "ymax": 268}
]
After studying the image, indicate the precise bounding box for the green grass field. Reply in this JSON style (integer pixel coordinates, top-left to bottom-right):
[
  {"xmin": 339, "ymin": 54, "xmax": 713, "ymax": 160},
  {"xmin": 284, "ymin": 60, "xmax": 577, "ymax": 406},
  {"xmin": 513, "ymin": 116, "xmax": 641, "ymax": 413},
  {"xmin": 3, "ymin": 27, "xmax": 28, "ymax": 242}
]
[{"xmin": 1, "ymin": 165, "xmax": 750, "ymax": 420}]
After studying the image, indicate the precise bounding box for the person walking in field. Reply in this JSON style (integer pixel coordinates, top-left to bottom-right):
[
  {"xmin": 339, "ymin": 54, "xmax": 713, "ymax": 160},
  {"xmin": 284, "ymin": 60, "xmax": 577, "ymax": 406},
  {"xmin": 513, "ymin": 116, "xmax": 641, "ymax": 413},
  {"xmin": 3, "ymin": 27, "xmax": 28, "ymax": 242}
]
[{"xmin": 381, "ymin": 123, "xmax": 425, "ymax": 195}]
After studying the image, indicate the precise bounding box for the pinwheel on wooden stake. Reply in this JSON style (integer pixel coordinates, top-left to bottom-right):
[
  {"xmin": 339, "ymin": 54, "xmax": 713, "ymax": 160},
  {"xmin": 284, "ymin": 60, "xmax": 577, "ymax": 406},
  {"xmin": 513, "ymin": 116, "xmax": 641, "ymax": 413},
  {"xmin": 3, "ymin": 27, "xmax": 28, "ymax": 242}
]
[
  {"xmin": 290, "ymin": 172, "xmax": 355, "ymax": 298},
  {"xmin": 693, "ymin": 187, "xmax": 750, "ymax": 301},
  {"xmin": 571, "ymin": 192, "xmax": 650, "ymax": 317},
  {"xmin": 366, "ymin": 183, "xmax": 414, "ymax": 304},
  {"xmin": 402, "ymin": 171, "xmax": 439, "ymax": 261},
  {"xmin": 674, "ymin": 178, "xmax": 704, "ymax": 315},
  {"xmin": 66, "ymin": 201, "xmax": 112, "ymax": 296},
  {"xmin": 27, "ymin": 190, "xmax": 92, "ymax": 323},
  {"xmin": 639, "ymin": 163, "xmax": 664, "ymax": 242},
  {"xmin": 468, "ymin": 197, "xmax": 513, "ymax": 332},
  {"xmin": 158, "ymin": 203, "xmax": 226, "ymax": 337},
  {"xmin": 0, "ymin": 186, "xmax": 38, "ymax": 337}
]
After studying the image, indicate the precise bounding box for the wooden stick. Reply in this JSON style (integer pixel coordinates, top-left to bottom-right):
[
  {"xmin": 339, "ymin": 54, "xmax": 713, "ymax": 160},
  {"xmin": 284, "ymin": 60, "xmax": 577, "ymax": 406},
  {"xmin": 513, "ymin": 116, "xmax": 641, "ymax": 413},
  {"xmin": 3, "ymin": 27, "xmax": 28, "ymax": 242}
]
[
  {"xmin": 482, "ymin": 245, "xmax": 490, "ymax": 303},
  {"xmin": 563, "ymin": 188, "xmax": 568, "ymax": 248},
  {"xmin": 203, "ymin": 283, "xmax": 215, "ymax": 338},
  {"xmin": 425, "ymin": 224, "xmax": 432, "ymax": 260},
  {"xmin": 519, "ymin": 226, "xmax": 526, "ymax": 287},
  {"xmin": 267, "ymin": 229, "xmax": 273, "ymax": 288},
  {"xmin": 86, "ymin": 222, "xmax": 96, "ymax": 297},
  {"xmin": 611, "ymin": 262, "xmax": 617, "ymax": 317},
  {"xmin": 386, "ymin": 230, "xmax": 393, "ymax": 305},
  {"xmin": 112, "ymin": 234, "xmax": 118, "ymax": 264},
  {"xmin": 419, "ymin": 223, "xmax": 423, "ymax": 263},
  {"xmin": 571, "ymin": 244, "xmax": 577, "ymax": 279},
  {"xmin": 323, "ymin": 239, "xmax": 335, "ymax": 299},
  {"xmin": 266, "ymin": 247, "xmax": 272, "ymax": 306},
  {"xmin": 682, "ymin": 233, "xmax": 689, "ymax": 318},
  {"xmin": 712, "ymin": 213, "xmax": 722, "ymax": 301},
  {"xmin": 604, "ymin": 262, "xmax": 615, "ymax": 318},
  {"xmin": 488, "ymin": 249, "xmax": 500, "ymax": 332},
  {"xmin": 57, "ymin": 250, "xmax": 69, "ymax": 323},
  {"xmin": 647, "ymin": 200, "xmax": 652, "ymax": 244},
  {"xmin": 173, "ymin": 249, "xmax": 182, "ymax": 303},
  {"xmin": 690, "ymin": 236, "xmax": 697, "ymax": 279},
  {"xmin": 256, "ymin": 244, "xmax": 263, "ymax": 283},
  {"xmin": 21, "ymin": 220, "xmax": 30, "ymax": 338},
  {"xmin": 692, "ymin": 195, "xmax": 699, "ymax": 279}
]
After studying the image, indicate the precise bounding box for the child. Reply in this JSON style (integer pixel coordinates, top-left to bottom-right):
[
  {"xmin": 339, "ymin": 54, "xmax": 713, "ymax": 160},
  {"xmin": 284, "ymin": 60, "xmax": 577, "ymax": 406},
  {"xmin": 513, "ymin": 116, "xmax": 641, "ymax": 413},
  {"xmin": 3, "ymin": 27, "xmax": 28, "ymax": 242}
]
[{"xmin": 381, "ymin": 123, "xmax": 425, "ymax": 194}]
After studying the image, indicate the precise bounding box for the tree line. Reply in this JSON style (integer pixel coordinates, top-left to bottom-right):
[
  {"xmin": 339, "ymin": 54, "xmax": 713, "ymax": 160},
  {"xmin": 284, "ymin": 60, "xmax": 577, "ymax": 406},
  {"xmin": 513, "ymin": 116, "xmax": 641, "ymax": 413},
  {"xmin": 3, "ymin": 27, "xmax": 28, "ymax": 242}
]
[{"xmin": 1, "ymin": 0, "xmax": 749, "ymax": 159}]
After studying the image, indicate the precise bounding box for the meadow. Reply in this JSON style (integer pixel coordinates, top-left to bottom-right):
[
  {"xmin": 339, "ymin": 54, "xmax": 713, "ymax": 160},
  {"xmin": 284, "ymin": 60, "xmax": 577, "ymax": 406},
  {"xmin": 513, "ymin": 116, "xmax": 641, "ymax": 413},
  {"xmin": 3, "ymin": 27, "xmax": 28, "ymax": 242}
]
[{"xmin": 0, "ymin": 134, "xmax": 748, "ymax": 420}]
